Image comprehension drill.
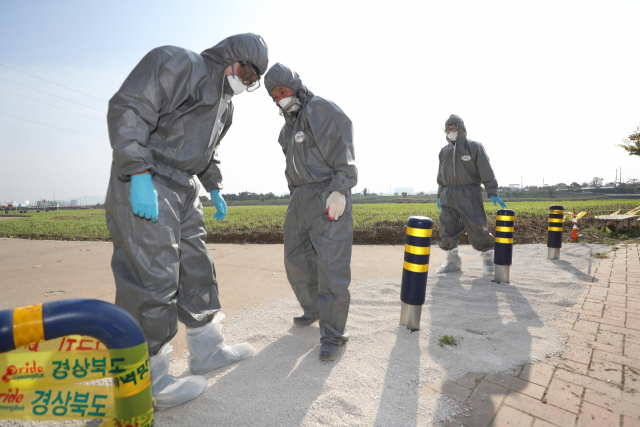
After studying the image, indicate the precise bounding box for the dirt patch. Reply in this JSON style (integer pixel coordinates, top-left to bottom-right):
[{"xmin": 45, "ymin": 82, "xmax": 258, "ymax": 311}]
[
  {"xmin": 1, "ymin": 217, "xmax": 629, "ymax": 246},
  {"xmin": 203, "ymin": 217, "xmax": 622, "ymax": 246},
  {"xmin": 206, "ymin": 231, "xmax": 284, "ymax": 244}
]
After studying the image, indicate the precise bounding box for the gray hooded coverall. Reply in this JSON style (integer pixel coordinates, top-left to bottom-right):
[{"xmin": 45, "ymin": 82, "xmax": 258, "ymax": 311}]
[
  {"xmin": 264, "ymin": 63, "xmax": 357, "ymax": 345},
  {"xmin": 105, "ymin": 33, "xmax": 268, "ymax": 355},
  {"xmin": 437, "ymin": 114, "xmax": 497, "ymax": 252}
]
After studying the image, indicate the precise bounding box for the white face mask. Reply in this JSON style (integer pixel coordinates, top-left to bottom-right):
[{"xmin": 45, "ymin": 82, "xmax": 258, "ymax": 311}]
[
  {"xmin": 448, "ymin": 131, "xmax": 458, "ymax": 141},
  {"xmin": 278, "ymin": 96, "xmax": 301, "ymax": 114},
  {"xmin": 227, "ymin": 74, "xmax": 246, "ymax": 95}
]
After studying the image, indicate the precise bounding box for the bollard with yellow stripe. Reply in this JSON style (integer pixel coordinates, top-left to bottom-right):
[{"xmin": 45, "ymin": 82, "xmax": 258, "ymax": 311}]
[
  {"xmin": 400, "ymin": 216, "xmax": 433, "ymax": 331},
  {"xmin": 547, "ymin": 205, "xmax": 564, "ymax": 260},
  {"xmin": 494, "ymin": 209, "xmax": 515, "ymax": 283}
]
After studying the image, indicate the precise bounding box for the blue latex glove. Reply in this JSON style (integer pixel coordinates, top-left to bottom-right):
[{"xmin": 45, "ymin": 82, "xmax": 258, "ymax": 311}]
[
  {"xmin": 490, "ymin": 195, "xmax": 507, "ymax": 209},
  {"xmin": 437, "ymin": 198, "xmax": 441, "ymax": 211},
  {"xmin": 210, "ymin": 190, "xmax": 227, "ymax": 221},
  {"xmin": 130, "ymin": 174, "xmax": 158, "ymax": 222}
]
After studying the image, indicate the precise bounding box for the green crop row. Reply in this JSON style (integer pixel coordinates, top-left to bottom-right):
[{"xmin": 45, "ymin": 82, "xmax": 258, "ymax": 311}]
[{"xmin": 1, "ymin": 199, "xmax": 639, "ymax": 242}]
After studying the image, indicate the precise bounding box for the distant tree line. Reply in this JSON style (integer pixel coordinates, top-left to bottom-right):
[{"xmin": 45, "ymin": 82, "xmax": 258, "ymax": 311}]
[{"xmin": 199, "ymin": 191, "xmax": 290, "ymax": 204}]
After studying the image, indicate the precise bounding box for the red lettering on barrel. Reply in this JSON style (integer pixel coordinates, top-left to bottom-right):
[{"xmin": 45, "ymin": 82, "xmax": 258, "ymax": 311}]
[{"xmin": 2, "ymin": 366, "xmax": 17, "ymax": 383}]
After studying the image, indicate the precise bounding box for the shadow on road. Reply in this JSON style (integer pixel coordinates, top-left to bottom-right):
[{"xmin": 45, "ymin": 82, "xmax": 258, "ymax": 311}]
[
  {"xmin": 374, "ymin": 325, "xmax": 421, "ymax": 426},
  {"xmin": 160, "ymin": 325, "xmax": 337, "ymax": 426},
  {"xmin": 427, "ymin": 272, "xmax": 543, "ymax": 426}
]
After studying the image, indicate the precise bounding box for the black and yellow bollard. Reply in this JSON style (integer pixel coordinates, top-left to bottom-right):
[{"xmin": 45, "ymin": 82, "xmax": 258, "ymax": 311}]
[
  {"xmin": 494, "ymin": 209, "xmax": 515, "ymax": 283},
  {"xmin": 548, "ymin": 205, "xmax": 564, "ymax": 259},
  {"xmin": 400, "ymin": 216, "xmax": 432, "ymax": 331}
]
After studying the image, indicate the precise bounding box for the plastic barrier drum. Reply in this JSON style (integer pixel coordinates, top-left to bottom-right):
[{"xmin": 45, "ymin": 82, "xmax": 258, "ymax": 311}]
[
  {"xmin": 548, "ymin": 205, "xmax": 564, "ymax": 260},
  {"xmin": 0, "ymin": 299, "xmax": 153, "ymax": 426},
  {"xmin": 399, "ymin": 216, "xmax": 433, "ymax": 331},
  {"xmin": 494, "ymin": 209, "xmax": 515, "ymax": 284}
]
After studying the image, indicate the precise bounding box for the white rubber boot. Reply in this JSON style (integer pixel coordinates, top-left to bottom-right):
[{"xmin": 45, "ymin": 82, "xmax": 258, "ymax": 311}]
[
  {"xmin": 149, "ymin": 344, "xmax": 207, "ymax": 409},
  {"xmin": 186, "ymin": 312, "xmax": 256, "ymax": 375},
  {"xmin": 436, "ymin": 248, "xmax": 462, "ymax": 273},
  {"xmin": 480, "ymin": 250, "xmax": 495, "ymax": 275}
]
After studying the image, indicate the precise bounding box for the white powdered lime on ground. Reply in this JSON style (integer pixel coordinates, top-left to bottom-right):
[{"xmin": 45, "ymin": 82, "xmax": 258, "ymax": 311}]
[
  {"xmin": 154, "ymin": 243, "xmax": 605, "ymax": 426},
  {"xmin": 7, "ymin": 243, "xmax": 606, "ymax": 427}
]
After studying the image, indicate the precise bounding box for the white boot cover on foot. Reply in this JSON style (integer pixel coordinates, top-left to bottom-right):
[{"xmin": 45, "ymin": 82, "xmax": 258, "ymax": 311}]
[
  {"xmin": 187, "ymin": 312, "xmax": 256, "ymax": 375},
  {"xmin": 436, "ymin": 248, "xmax": 462, "ymax": 273},
  {"xmin": 149, "ymin": 344, "xmax": 207, "ymax": 409},
  {"xmin": 480, "ymin": 250, "xmax": 495, "ymax": 275}
]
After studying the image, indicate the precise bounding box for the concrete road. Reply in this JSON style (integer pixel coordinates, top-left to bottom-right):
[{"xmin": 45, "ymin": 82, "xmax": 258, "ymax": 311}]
[{"xmin": 0, "ymin": 238, "xmax": 449, "ymax": 352}]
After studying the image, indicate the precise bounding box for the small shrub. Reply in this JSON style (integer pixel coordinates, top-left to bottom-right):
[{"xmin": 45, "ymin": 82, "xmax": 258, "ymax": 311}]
[{"xmin": 439, "ymin": 335, "xmax": 458, "ymax": 348}]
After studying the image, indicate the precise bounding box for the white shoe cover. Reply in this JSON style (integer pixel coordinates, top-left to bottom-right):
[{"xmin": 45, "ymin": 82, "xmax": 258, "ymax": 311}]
[
  {"xmin": 149, "ymin": 344, "xmax": 207, "ymax": 409},
  {"xmin": 436, "ymin": 248, "xmax": 462, "ymax": 273},
  {"xmin": 186, "ymin": 312, "xmax": 256, "ymax": 375},
  {"xmin": 480, "ymin": 250, "xmax": 495, "ymax": 275},
  {"xmin": 480, "ymin": 250, "xmax": 496, "ymax": 275}
]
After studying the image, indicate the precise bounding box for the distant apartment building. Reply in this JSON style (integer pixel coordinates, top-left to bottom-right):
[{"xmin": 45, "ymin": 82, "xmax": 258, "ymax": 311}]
[{"xmin": 394, "ymin": 187, "xmax": 414, "ymax": 195}]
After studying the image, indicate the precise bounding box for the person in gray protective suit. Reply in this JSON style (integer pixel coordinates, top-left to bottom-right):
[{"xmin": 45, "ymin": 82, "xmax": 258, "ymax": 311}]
[
  {"xmin": 264, "ymin": 63, "xmax": 357, "ymax": 361},
  {"xmin": 105, "ymin": 33, "xmax": 268, "ymax": 408},
  {"xmin": 436, "ymin": 114, "xmax": 507, "ymax": 275}
]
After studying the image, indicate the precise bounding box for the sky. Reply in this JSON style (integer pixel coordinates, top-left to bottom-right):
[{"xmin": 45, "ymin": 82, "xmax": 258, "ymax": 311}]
[{"xmin": 1, "ymin": 0, "xmax": 639, "ymax": 204}]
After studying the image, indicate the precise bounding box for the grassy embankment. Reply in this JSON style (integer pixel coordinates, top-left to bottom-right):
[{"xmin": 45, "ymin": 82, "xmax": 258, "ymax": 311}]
[{"xmin": 1, "ymin": 200, "xmax": 639, "ymax": 245}]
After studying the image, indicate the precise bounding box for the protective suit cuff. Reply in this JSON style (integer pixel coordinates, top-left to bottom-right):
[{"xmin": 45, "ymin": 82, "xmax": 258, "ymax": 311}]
[
  {"xmin": 201, "ymin": 181, "xmax": 222, "ymax": 192},
  {"xmin": 119, "ymin": 164, "xmax": 155, "ymax": 181},
  {"xmin": 328, "ymin": 182, "xmax": 348, "ymax": 195}
]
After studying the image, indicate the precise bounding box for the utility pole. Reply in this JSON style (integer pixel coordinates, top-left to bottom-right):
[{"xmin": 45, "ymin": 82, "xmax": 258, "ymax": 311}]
[
  {"xmin": 620, "ymin": 167, "xmax": 622, "ymax": 184},
  {"xmin": 615, "ymin": 169, "xmax": 618, "ymax": 185},
  {"xmin": 520, "ymin": 176, "xmax": 523, "ymax": 189}
]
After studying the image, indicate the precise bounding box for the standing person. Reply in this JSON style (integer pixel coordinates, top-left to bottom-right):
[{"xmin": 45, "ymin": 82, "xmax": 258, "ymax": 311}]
[
  {"xmin": 264, "ymin": 63, "xmax": 357, "ymax": 361},
  {"xmin": 105, "ymin": 33, "xmax": 268, "ymax": 408},
  {"xmin": 436, "ymin": 114, "xmax": 507, "ymax": 275}
]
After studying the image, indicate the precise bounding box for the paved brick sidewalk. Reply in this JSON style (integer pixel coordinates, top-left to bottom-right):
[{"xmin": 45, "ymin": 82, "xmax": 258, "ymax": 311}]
[{"xmin": 422, "ymin": 243, "xmax": 640, "ymax": 427}]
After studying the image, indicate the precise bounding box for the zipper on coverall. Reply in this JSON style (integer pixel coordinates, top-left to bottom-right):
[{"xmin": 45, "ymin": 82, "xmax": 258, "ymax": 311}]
[{"xmin": 452, "ymin": 143, "xmax": 456, "ymax": 180}]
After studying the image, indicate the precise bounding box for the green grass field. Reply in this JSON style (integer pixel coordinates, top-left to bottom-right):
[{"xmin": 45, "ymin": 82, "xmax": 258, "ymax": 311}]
[{"xmin": 1, "ymin": 199, "xmax": 639, "ymax": 244}]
